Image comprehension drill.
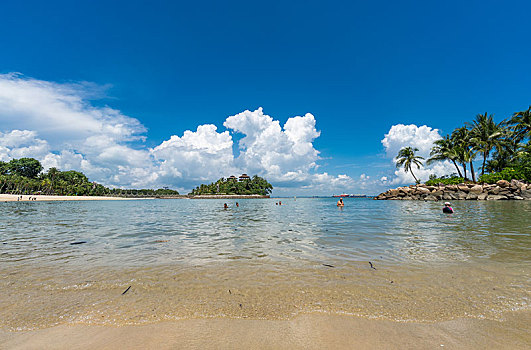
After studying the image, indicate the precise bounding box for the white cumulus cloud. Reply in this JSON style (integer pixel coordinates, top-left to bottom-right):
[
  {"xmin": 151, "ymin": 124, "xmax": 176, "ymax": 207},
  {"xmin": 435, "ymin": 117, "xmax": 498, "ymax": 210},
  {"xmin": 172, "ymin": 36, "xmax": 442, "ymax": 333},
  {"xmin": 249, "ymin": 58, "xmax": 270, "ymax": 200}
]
[
  {"xmin": 381, "ymin": 124, "xmax": 457, "ymax": 185},
  {"xmin": 0, "ymin": 74, "xmax": 353, "ymax": 194}
]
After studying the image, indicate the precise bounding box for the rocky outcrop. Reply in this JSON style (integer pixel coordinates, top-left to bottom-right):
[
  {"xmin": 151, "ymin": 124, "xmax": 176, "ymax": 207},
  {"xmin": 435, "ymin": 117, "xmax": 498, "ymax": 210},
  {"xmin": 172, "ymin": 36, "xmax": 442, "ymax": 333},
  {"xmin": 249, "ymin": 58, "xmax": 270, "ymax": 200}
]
[{"xmin": 375, "ymin": 180, "xmax": 530, "ymax": 200}]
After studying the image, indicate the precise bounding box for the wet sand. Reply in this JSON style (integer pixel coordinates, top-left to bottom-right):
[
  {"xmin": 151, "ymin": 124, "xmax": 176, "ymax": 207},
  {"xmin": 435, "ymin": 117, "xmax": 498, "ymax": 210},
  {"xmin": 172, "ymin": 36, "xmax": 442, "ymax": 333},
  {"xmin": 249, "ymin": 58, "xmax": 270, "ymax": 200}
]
[
  {"xmin": 1, "ymin": 312, "xmax": 529, "ymax": 350},
  {"xmin": 0, "ymin": 194, "xmax": 142, "ymax": 201}
]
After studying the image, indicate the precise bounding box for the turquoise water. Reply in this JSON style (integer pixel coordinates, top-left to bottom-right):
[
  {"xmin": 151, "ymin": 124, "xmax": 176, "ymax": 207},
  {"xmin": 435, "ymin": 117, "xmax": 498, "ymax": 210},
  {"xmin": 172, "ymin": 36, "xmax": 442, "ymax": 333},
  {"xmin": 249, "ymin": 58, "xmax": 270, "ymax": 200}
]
[{"xmin": 1, "ymin": 198, "xmax": 530, "ymax": 328}]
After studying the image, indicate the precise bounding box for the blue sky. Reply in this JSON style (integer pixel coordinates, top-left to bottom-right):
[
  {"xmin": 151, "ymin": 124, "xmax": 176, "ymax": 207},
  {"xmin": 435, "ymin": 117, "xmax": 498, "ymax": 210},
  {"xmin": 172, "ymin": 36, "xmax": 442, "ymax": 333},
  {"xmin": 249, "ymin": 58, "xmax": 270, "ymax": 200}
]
[{"xmin": 1, "ymin": 0, "xmax": 530, "ymax": 194}]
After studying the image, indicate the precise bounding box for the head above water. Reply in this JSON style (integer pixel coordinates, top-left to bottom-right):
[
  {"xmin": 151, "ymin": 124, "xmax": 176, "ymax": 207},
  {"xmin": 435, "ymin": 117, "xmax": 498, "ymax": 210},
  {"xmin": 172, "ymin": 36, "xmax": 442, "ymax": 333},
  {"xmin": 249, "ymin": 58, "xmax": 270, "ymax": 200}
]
[{"xmin": 444, "ymin": 202, "xmax": 451, "ymax": 206}]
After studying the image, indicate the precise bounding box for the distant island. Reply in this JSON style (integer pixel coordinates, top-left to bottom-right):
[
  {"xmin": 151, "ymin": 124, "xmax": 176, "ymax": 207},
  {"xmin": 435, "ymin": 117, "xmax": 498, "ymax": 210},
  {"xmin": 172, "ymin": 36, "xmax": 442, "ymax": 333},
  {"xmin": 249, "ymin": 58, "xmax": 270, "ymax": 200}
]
[
  {"xmin": 189, "ymin": 174, "xmax": 272, "ymax": 196},
  {"xmin": 0, "ymin": 158, "xmax": 179, "ymax": 197}
]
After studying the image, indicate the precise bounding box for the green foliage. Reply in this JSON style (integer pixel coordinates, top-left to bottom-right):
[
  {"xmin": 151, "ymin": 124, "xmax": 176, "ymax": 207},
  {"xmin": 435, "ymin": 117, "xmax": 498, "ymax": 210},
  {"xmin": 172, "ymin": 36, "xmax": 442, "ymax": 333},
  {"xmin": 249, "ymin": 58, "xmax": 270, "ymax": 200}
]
[
  {"xmin": 425, "ymin": 175, "xmax": 465, "ymax": 186},
  {"xmin": 190, "ymin": 175, "xmax": 273, "ymax": 195},
  {"xmin": 7, "ymin": 158, "xmax": 43, "ymax": 178},
  {"xmin": 427, "ymin": 104, "xmax": 531, "ymax": 184},
  {"xmin": 0, "ymin": 157, "xmax": 179, "ymax": 196},
  {"xmin": 478, "ymin": 168, "xmax": 526, "ymax": 184}
]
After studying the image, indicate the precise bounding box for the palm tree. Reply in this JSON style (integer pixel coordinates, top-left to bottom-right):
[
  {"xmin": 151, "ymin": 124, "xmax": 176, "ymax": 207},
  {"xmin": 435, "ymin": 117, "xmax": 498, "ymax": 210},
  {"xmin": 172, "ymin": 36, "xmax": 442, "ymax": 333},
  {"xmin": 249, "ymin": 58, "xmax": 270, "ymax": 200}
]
[
  {"xmin": 452, "ymin": 127, "xmax": 477, "ymax": 182},
  {"xmin": 427, "ymin": 135, "xmax": 463, "ymax": 178},
  {"xmin": 396, "ymin": 147, "xmax": 424, "ymax": 184},
  {"xmin": 468, "ymin": 112, "xmax": 504, "ymax": 176},
  {"xmin": 507, "ymin": 105, "xmax": 531, "ymax": 142}
]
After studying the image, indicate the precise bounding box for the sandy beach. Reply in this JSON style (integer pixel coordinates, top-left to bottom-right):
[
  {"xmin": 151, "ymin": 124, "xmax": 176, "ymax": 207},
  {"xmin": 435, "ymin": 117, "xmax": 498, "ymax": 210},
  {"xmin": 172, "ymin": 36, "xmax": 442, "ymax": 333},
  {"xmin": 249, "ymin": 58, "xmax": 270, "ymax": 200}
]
[
  {"xmin": 1, "ymin": 312, "xmax": 529, "ymax": 350},
  {"xmin": 0, "ymin": 194, "xmax": 143, "ymax": 202}
]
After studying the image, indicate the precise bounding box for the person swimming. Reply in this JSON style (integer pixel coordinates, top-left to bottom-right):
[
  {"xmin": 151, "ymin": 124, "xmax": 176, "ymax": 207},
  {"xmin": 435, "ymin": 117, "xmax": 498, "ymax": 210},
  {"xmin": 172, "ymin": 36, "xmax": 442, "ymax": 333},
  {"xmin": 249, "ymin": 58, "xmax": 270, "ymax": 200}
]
[
  {"xmin": 224, "ymin": 203, "xmax": 228, "ymax": 209},
  {"xmin": 443, "ymin": 202, "xmax": 453, "ymax": 214},
  {"xmin": 337, "ymin": 198, "xmax": 344, "ymax": 207}
]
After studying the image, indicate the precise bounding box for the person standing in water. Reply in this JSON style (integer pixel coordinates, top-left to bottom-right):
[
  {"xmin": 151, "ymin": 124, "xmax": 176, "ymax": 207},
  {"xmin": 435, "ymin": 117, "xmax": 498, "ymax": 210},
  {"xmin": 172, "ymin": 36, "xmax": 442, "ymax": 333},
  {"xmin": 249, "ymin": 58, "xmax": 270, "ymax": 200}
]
[
  {"xmin": 337, "ymin": 198, "xmax": 344, "ymax": 207},
  {"xmin": 443, "ymin": 202, "xmax": 453, "ymax": 214}
]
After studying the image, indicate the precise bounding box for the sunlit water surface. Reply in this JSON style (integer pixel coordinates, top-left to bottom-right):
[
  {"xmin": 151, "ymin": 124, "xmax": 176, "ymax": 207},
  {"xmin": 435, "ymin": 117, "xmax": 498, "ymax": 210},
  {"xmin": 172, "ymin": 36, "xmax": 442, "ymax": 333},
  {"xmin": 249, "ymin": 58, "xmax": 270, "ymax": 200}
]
[{"xmin": 1, "ymin": 198, "xmax": 530, "ymax": 329}]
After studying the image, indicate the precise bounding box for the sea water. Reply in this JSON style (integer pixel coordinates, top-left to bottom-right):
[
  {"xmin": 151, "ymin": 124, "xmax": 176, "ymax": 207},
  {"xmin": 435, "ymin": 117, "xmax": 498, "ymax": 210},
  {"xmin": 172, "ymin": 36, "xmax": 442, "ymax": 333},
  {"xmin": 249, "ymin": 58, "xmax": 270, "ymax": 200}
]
[{"xmin": 1, "ymin": 198, "xmax": 530, "ymax": 329}]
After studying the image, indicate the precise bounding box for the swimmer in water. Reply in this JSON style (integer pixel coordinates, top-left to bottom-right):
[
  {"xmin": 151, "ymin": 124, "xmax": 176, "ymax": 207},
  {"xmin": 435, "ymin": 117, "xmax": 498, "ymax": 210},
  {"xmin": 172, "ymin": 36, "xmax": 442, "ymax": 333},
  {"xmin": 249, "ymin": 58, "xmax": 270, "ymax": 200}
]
[
  {"xmin": 337, "ymin": 198, "xmax": 344, "ymax": 207},
  {"xmin": 224, "ymin": 203, "xmax": 228, "ymax": 209},
  {"xmin": 443, "ymin": 202, "xmax": 453, "ymax": 214},
  {"xmin": 236, "ymin": 202, "xmax": 239, "ymax": 207}
]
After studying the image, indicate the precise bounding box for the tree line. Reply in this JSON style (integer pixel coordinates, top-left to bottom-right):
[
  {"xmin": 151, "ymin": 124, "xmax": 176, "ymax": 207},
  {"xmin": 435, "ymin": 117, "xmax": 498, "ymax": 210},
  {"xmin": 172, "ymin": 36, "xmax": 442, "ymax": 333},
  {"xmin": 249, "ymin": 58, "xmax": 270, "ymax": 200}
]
[
  {"xmin": 396, "ymin": 105, "xmax": 531, "ymax": 185},
  {"xmin": 190, "ymin": 175, "xmax": 273, "ymax": 195},
  {"xmin": 0, "ymin": 158, "xmax": 180, "ymax": 197}
]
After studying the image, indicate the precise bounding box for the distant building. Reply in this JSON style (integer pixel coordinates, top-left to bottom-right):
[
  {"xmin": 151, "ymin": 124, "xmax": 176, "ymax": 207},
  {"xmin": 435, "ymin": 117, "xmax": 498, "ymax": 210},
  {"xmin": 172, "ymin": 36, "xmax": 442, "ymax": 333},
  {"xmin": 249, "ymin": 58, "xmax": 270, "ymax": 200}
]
[
  {"xmin": 228, "ymin": 175, "xmax": 237, "ymax": 181},
  {"xmin": 239, "ymin": 173, "xmax": 250, "ymax": 182}
]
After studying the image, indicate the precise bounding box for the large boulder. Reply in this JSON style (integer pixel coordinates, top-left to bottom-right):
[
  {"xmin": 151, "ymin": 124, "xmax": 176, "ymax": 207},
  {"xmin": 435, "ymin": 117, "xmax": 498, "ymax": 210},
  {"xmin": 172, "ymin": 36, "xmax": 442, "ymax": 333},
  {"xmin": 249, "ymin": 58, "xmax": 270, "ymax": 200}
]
[
  {"xmin": 521, "ymin": 189, "xmax": 531, "ymax": 199},
  {"xmin": 487, "ymin": 194, "xmax": 508, "ymax": 200},
  {"xmin": 466, "ymin": 193, "xmax": 478, "ymax": 200},
  {"xmin": 489, "ymin": 187, "xmax": 501, "ymax": 195},
  {"xmin": 388, "ymin": 189, "xmax": 400, "ymax": 197},
  {"xmin": 457, "ymin": 191, "xmax": 468, "ymax": 200},
  {"xmin": 469, "ymin": 185, "xmax": 483, "ymax": 194},
  {"xmin": 424, "ymin": 195, "xmax": 438, "ymax": 201},
  {"xmin": 416, "ymin": 187, "xmax": 431, "ymax": 194},
  {"xmin": 442, "ymin": 193, "xmax": 453, "ymax": 200},
  {"xmin": 496, "ymin": 180, "xmax": 510, "ymax": 188},
  {"xmin": 457, "ymin": 184, "xmax": 470, "ymax": 192},
  {"xmin": 477, "ymin": 192, "xmax": 488, "ymax": 200},
  {"xmin": 445, "ymin": 185, "xmax": 458, "ymax": 191}
]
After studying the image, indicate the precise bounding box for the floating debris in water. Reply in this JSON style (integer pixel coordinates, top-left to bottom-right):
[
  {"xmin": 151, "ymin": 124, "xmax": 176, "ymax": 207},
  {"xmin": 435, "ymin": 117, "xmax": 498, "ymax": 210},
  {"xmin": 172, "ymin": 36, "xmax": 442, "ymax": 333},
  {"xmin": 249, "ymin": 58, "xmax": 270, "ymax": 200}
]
[
  {"xmin": 322, "ymin": 264, "xmax": 335, "ymax": 268},
  {"xmin": 70, "ymin": 241, "xmax": 87, "ymax": 245},
  {"xmin": 369, "ymin": 261, "xmax": 376, "ymax": 270},
  {"xmin": 122, "ymin": 286, "xmax": 131, "ymax": 295}
]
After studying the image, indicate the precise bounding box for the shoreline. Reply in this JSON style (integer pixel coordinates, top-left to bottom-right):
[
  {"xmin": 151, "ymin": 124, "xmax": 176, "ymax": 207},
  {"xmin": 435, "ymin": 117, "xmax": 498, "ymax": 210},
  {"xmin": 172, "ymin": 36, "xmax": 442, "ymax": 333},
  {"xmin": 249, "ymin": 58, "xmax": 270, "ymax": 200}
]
[
  {"xmin": 0, "ymin": 194, "xmax": 145, "ymax": 202},
  {"xmin": 1, "ymin": 311, "xmax": 529, "ymax": 349},
  {"xmin": 0, "ymin": 194, "xmax": 271, "ymax": 202}
]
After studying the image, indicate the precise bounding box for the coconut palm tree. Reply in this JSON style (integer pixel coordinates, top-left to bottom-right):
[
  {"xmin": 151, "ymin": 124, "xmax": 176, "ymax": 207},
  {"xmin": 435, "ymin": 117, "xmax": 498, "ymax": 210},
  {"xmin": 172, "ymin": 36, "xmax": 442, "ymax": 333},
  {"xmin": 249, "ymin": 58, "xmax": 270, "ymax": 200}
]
[
  {"xmin": 468, "ymin": 112, "xmax": 504, "ymax": 176},
  {"xmin": 396, "ymin": 147, "xmax": 424, "ymax": 184},
  {"xmin": 507, "ymin": 105, "xmax": 531, "ymax": 142},
  {"xmin": 452, "ymin": 127, "xmax": 477, "ymax": 182},
  {"xmin": 427, "ymin": 134, "xmax": 463, "ymax": 178}
]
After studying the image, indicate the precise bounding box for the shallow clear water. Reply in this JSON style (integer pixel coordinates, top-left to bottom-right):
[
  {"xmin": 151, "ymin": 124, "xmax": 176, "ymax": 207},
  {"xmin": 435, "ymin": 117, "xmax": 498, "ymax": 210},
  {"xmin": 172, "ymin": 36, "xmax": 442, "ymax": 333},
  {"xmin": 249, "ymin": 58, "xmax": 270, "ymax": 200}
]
[{"xmin": 1, "ymin": 198, "xmax": 530, "ymax": 329}]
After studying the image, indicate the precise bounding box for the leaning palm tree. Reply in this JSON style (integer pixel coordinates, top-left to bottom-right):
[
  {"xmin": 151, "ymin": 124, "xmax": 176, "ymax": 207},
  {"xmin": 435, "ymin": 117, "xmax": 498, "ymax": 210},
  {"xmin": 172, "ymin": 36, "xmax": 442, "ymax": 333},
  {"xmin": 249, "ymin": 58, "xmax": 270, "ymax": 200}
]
[
  {"xmin": 396, "ymin": 147, "xmax": 424, "ymax": 184},
  {"xmin": 507, "ymin": 105, "xmax": 531, "ymax": 143},
  {"xmin": 427, "ymin": 134, "xmax": 463, "ymax": 178},
  {"xmin": 468, "ymin": 112, "xmax": 504, "ymax": 176}
]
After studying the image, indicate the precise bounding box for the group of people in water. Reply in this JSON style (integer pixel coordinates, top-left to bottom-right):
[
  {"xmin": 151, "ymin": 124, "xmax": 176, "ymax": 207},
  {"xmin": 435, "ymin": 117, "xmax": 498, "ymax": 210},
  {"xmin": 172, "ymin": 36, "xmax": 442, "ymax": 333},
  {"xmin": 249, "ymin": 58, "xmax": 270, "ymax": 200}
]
[{"xmin": 225, "ymin": 197, "xmax": 454, "ymax": 213}]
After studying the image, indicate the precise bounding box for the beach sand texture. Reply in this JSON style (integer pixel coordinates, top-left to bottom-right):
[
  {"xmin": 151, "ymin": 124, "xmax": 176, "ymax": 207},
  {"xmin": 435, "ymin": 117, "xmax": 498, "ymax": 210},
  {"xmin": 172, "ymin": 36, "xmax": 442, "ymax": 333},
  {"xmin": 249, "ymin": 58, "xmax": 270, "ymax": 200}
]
[{"xmin": 1, "ymin": 312, "xmax": 530, "ymax": 350}]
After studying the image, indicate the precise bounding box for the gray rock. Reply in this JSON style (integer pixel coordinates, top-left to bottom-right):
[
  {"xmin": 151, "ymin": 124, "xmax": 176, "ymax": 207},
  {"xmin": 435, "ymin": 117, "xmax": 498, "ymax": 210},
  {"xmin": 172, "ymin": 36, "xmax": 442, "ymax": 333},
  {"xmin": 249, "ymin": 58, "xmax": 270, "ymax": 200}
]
[
  {"xmin": 466, "ymin": 193, "xmax": 478, "ymax": 200},
  {"xmin": 477, "ymin": 192, "xmax": 488, "ymax": 200},
  {"xmin": 513, "ymin": 196, "xmax": 524, "ymax": 200},
  {"xmin": 457, "ymin": 184, "xmax": 470, "ymax": 192},
  {"xmin": 442, "ymin": 193, "xmax": 453, "ymax": 200},
  {"xmin": 489, "ymin": 187, "xmax": 500, "ymax": 195},
  {"xmin": 496, "ymin": 180, "xmax": 510, "ymax": 188},
  {"xmin": 469, "ymin": 185, "xmax": 483, "ymax": 193},
  {"xmin": 457, "ymin": 191, "xmax": 468, "ymax": 200},
  {"xmin": 424, "ymin": 195, "xmax": 437, "ymax": 201},
  {"xmin": 521, "ymin": 189, "xmax": 531, "ymax": 199},
  {"xmin": 416, "ymin": 187, "xmax": 431, "ymax": 194},
  {"xmin": 487, "ymin": 195, "xmax": 508, "ymax": 200}
]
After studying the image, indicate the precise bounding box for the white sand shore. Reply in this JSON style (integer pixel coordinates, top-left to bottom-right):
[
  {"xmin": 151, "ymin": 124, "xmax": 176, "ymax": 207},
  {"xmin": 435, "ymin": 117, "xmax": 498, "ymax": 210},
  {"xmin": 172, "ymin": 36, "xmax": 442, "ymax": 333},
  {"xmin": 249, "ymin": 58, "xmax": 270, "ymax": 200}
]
[
  {"xmin": 1, "ymin": 312, "xmax": 529, "ymax": 350},
  {"xmin": 0, "ymin": 194, "xmax": 144, "ymax": 202}
]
